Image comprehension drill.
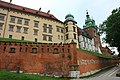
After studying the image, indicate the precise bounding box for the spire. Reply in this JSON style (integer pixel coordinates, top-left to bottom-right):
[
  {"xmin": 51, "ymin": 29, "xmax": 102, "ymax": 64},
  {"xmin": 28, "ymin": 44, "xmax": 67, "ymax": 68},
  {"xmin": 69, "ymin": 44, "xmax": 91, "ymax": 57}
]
[{"xmin": 86, "ymin": 10, "xmax": 89, "ymax": 18}]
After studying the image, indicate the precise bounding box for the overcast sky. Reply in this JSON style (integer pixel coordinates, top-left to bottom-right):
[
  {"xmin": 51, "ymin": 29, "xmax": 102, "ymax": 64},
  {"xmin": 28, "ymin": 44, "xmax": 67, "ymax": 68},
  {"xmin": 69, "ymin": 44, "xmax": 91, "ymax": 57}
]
[
  {"xmin": 1, "ymin": 0, "xmax": 120, "ymax": 54},
  {"xmin": 2, "ymin": 0, "xmax": 120, "ymax": 28}
]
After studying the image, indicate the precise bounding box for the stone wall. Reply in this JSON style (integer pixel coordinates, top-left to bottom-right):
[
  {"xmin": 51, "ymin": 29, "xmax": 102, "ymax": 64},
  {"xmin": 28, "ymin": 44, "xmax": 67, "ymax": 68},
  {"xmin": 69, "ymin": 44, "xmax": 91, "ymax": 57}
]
[
  {"xmin": 77, "ymin": 50, "xmax": 117, "ymax": 76},
  {"xmin": 0, "ymin": 42, "xmax": 118, "ymax": 77}
]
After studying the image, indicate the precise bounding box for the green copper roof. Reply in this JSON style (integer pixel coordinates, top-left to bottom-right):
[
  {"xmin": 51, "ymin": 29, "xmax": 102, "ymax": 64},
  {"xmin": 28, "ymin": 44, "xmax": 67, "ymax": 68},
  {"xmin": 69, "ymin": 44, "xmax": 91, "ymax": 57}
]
[
  {"xmin": 83, "ymin": 11, "xmax": 97, "ymax": 29},
  {"xmin": 64, "ymin": 13, "xmax": 77, "ymax": 23}
]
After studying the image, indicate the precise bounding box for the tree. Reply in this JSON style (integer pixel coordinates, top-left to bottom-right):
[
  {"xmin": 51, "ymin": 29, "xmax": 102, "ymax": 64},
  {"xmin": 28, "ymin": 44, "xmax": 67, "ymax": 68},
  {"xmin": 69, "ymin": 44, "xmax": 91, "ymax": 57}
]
[{"xmin": 99, "ymin": 7, "xmax": 120, "ymax": 57}]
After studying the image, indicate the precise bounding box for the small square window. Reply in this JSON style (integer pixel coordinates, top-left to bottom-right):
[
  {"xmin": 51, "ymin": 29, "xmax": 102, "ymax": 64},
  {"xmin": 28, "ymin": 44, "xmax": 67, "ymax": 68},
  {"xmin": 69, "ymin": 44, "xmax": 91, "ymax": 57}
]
[
  {"xmin": 9, "ymin": 25, "xmax": 14, "ymax": 32},
  {"xmin": 16, "ymin": 26, "xmax": 21, "ymax": 33},
  {"xmin": 9, "ymin": 35, "xmax": 12, "ymax": 38},
  {"xmin": 21, "ymin": 36, "xmax": 24, "ymax": 40},
  {"xmin": 0, "ymin": 14, "xmax": 5, "ymax": 21},
  {"xmin": 24, "ymin": 19, "xmax": 29, "ymax": 26},
  {"xmin": 17, "ymin": 18, "xmax": 22, "ymax": 24},
  {"xmin": 10, "ymin": 16, "xmax": 15, "ymax": 23},
  {"xmin": 34, "ymin": 29, "xmax": 38, "ymax": 35},
  {"xmin": 34, "ymin": 21, "xmax": 39, "ymax": 27}
]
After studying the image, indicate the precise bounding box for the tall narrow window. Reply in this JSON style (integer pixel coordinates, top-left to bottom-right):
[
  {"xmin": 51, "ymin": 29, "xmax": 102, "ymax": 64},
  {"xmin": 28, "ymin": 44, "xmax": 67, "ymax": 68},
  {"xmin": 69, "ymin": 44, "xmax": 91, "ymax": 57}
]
[
  {"xmin": 43, "ymin": 34, "xmax": 47, "ymax": 40},
  {"xmin": 66, "ymin": 34, "xmax": 68, "ymax": 40},
  {"xmin": 48, "ymin": 25, "xmax": 52, "ymax": 33},
  {"xmin": 61, "ymin": 28, "xmax": 64, "ymax": 33},
  {"xmin": 48, "ymin": 36, "xmax": 52, "ymax": 41},
  {"xmin": 0, "ymin": 23, "xmax": 3, "ymax": 30},
  {"xmin": 0, "ymin": 14, "xmax": 5, "ymax": 21},
  {"xmin": 73, "ymin": 26, "xmax": 76, "ymax": 32},
  {"xmin": 58, "ymin": 35, "xmax": 60, "ymax": 39},
  {"xmin": 9, "ymin": 25, "xmax": 14, "ymax": 32},
  {"xmin": 74, "ymin": 33, "xmax": 76, "ymax": 39},
  {"xmin": 17, "ymin": 17, "xmax": 22, "ymax": 24},
  {"xmin": 24, "ymin": 19, "xmax": 29, "ymax": 26},
  {"xmin": 56, "ymin": 27, "xmax": 59, "ymax": 32},
  {"xmin": 66, "ymin": 27, "xmax": 68, "ymax": 32},
  {"xmin": 35, "ymin": 38, "xmax": 37, "ymax": 42},
  {"xmin": 10, "ymin": 16, "xmax": 15, "ymax": 23},
  {"xmin": 43, "ymin": 23, "xmax": 47, "ymax": 32},
  {"xmin": 34, "ymin": 21, "xmax": 39, "ymax": 27},
  {"xmin": 61, "ymin": 36, "xmax": 63, "ymax": 40}
]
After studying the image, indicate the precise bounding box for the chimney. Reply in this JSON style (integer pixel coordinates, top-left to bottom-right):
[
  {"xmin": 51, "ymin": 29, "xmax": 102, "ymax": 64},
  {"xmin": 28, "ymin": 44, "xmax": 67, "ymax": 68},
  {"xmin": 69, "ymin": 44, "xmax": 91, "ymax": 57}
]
[{"xmin": 47, "ymin": 10, "xmax": 50, "ymax": 14}]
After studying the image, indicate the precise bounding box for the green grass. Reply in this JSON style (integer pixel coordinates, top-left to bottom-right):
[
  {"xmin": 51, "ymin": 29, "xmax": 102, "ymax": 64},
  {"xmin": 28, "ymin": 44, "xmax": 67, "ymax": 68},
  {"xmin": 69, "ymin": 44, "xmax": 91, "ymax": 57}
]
[
  {"xmin": 77, "ymin": 48, "xmax": 112, "ymax": 59},
  {"xmin": 0, "ymin": 71, "xmax": 69, "ymax": 80},
  {"xmin": 0, "ymin": 37, "xmax": 33, "ymax": 43}
]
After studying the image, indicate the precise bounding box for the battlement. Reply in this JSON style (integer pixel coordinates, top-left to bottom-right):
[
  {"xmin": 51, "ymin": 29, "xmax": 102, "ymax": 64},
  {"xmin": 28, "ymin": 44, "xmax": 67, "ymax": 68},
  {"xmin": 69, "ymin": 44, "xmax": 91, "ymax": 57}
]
[{"xmin": 0, "ymin": 42, "xmax": 76, "ymax": 54}]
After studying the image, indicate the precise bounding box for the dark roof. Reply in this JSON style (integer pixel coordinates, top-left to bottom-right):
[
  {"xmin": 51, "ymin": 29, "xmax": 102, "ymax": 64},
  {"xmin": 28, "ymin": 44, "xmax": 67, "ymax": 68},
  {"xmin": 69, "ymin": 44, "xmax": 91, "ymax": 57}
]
[
  {"xmin": 77, "ymin": 27, "xmax": 92, "ymax": 39},
  {"xmin": 0, "ymin": 1, "xmax": 63, "ymax": 23}
]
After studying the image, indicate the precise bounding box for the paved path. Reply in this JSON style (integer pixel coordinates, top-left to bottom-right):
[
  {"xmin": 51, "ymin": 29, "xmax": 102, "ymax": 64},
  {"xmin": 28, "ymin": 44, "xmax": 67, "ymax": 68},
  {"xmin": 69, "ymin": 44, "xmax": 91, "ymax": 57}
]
[{"xmin": 72, "ymin": 65, "xmax": 120, "ymax": 80}]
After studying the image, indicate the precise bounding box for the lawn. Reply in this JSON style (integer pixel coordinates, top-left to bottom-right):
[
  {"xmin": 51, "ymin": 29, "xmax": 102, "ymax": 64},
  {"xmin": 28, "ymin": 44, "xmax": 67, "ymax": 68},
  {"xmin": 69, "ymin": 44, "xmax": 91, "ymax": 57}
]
[{"xmin": 0, "ymin": 71, "xmax": 69, "ymax": 80}]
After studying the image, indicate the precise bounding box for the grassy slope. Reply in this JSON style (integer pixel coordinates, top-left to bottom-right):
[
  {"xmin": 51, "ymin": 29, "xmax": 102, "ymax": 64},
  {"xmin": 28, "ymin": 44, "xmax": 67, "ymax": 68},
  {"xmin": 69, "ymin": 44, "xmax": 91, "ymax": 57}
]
[
  {"xmin": 0, "ymin": 71, "xmax": 68, "ymax": 80},
  {"xmin": 77, "ymin": 48, "xmax": 112, "ymax": 59}
]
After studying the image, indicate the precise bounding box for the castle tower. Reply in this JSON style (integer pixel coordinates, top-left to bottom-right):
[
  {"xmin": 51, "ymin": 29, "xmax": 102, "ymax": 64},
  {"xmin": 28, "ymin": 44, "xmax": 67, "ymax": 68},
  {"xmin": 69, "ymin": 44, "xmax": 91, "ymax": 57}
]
[
  {"xmin": 83, "ymin": 11, "xmax": 101, "ymax": 53},
  {"xmin": 64, "ymin": 13, "xmax": 78, "ymax": 47}
]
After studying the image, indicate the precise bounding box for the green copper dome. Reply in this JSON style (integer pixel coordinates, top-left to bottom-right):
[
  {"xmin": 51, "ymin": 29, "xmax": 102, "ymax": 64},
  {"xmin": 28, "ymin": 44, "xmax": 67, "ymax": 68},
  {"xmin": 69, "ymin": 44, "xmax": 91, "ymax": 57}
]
[
  {"xmin": 65, "ymin": 13, "xmax": 74, "ymax": 19},
  {"xmin": 64, "ymin": 13, "xmax": 77, "ymax": 23},
  {"xmin": 83, "ymin": 11, "xmax": 97, "ymax": 29}
]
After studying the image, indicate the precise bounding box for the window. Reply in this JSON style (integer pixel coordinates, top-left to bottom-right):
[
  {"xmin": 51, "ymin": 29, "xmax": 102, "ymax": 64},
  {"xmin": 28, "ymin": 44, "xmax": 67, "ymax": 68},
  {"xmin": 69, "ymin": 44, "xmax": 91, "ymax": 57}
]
[
  {"xmin": 9, "ymin": 35, "xmax": 12, "ymax": 38},
  {"xmin": 61, "ymin": 28, "xmax": 64, "ymax": 33},
  {"xmin": 48, "ymin": 25, "xmax": 52, "ymax": 33},
  {"xmin": 43, "ymin": 23, "xmax": 47, "ymax": 32},
  {"xmin": 23, "ymin": 27, "xmax": 28, "ymax": 34},
  {"xmin": 9, "ymin": 25, "xmax": 14, "ymax": 31},
  {"xmin": 0, "ymin": 23, "xmax": 3, "ymax": 30},
  {"xmin": 61, "ymin": 36, "xmax": 63, "ymax": 40},
  {"xmin": 9, "ymin": 48, "xmax": 15, "ymax": 53},
  {"xmin": 24, "ymin": 19, "xmax": 29, "ymax": 26},
  {"xmin": 74, "ymin": 33, "xmax": 76, "ymax": 39},
  {"xmin": 0, "ymin": 14, "xmax": 5, "ymax": 21},
  {"xmin": 32, "ymin": 48, "xmax": 37, "ymax": 53},
  {"xmin": 34, "ymin": 29, "xmax": 38, "ymax": 35},
  {"xmin": 53, "ymin": 48, "xmax": 58, "ymax": 54},
  {"xmin": 56, "ymin": 27, "xmax": 59, "ymax": 32},
  {"xmin": 10, "ymin": 16, "xmax": 15, "ymax": 23},
  {"xmin": 34, "ymin": 21, "xmax": 39, "ymax": 27},
  {"xmin": 66, "ymin": 27, "xmax": 68, "ymax": 32},
  {"xmin": 43, "ymin": 26, "xmax": 47, "ymax": 33},
  {"xmin": 66, "ymin": 34, "xmax": 68, "ymax": 40},
  {"xmin": 58, "ymin": 35, "xmax": 60, "ymax": 39},
  {"xmin": 73, "ymin": 26, "xmax": 76, "ymax": 32},
  {"xmin": 21, "ymin": 36, "xmax": 24, "ymax": 40},
  {"xmin": 48, "ymin": 36, "xmax": 52, "ymax": 41},
  {"xmin": 43, "ymin": 34, "xmax": 47, "ymax": 40},
  {"xmin": 16, "ymin": 26, "xmax": 21, "ymax": 33},
  {"xmin": 35, "ymin": 38, "xmax": 37, "ymax": 42},
  {"xmin": 17, "ymin": 18, "xmax": 22, "ymax": 24}
]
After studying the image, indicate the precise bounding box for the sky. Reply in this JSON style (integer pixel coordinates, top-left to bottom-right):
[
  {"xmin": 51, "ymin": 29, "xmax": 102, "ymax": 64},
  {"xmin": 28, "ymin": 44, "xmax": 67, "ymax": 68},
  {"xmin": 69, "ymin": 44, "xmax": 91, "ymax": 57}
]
[
  {"xmin": 1, "ymin": 0, "xmax": 120, "ymax": 54},
  {"xmin": 2, "ymin": 0, "xmax": 120, "ymax": 27}
]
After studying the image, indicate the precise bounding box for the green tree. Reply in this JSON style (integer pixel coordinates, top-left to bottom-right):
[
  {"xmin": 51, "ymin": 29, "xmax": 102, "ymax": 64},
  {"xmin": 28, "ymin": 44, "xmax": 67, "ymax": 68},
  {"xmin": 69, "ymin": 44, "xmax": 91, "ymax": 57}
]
[{"xmin": 99, "ymin": 7, "xmax": 120, "ymax": 56}]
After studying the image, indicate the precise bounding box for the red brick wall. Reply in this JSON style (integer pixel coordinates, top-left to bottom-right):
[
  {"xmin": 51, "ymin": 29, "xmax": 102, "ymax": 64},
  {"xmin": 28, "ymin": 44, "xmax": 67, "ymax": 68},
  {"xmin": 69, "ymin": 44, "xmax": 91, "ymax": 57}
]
[
  {"xmin": 77, "ymin": 50, "xmax": 117, "ymax": 74},
  {"xmin": 0, "ymin": 42, "xmax": 77, "ymax": 76},
  {"xmin": 0, "ymin": 42, "xmax": 117, "ymax": 77}
]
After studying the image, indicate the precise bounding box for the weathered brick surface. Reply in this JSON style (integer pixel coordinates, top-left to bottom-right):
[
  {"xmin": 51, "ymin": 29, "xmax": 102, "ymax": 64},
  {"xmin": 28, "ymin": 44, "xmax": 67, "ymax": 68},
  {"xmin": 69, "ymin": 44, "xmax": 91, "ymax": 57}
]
[
  {"xmin": 77, "ymin": 50, "xmax": 117, "ymax": 74},
  {"xmin": 0, "ymin": 42, "xmax": 118, "ymax": 77}
]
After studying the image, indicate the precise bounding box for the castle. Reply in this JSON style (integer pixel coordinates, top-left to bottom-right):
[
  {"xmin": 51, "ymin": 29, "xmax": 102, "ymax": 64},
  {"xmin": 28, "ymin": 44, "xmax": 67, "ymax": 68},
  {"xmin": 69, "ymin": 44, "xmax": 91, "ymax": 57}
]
[{"xmin": 0, "ymin": 0, "xmax": 117, "ymax": 78}]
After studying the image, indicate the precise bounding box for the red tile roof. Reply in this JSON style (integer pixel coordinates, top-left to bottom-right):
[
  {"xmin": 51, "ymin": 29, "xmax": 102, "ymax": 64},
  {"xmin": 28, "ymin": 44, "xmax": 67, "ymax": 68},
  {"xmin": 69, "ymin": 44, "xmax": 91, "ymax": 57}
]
[{"xmin": 0, "ymin": 0, "xmax": 63, "ymax": 23}]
